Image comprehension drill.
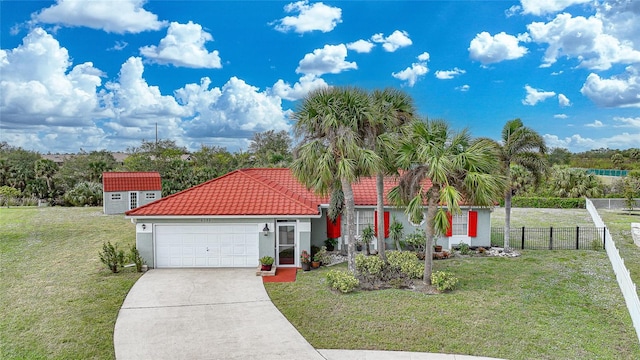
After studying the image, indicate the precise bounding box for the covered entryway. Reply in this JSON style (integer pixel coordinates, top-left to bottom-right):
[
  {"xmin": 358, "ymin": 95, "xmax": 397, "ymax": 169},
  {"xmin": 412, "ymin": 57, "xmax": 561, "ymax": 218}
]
[{"xmin": 155, "ymin": 224, "xmax": 259, "ymax": 268}]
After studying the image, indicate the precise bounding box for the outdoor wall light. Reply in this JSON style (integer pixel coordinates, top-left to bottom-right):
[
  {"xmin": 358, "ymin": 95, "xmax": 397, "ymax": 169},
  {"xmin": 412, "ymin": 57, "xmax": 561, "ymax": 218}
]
[
  {"xmin": 263, "ymin": 223, "xmax": 270, "ymax": 236},
  {"xmin": 141, "ymin": 224, "xmax": 146, "ymax": 230}
]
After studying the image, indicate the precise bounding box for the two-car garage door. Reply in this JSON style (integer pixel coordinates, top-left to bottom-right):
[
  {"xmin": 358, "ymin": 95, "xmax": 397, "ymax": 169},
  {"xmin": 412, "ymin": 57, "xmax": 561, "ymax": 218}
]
[{"xmin": 155, "ymin": 224, "xmax": 259, "ymax": 268}]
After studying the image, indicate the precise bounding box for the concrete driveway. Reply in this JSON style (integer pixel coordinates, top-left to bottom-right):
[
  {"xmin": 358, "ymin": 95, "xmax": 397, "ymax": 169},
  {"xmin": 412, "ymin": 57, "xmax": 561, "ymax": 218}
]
[{"xmin": 114, "ymin": 268, "xmax": 324, "ymax": 360}]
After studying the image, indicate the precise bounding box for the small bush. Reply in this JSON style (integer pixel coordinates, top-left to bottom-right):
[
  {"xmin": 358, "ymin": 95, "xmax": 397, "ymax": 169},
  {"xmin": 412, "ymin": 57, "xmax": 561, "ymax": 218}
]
[
  {"xmin": 326, "ymin": 270, "xmax": 359, "ymax": 293},
  {"xmin": 457, "ymin": 242, "xmax": 473, "ymax": 255},
  {"xmin": 431, "ymin": 271, "xmax": 459, "ymax": 292},
  {"xmin": 99, "ymin": 241, "xmax": 125, "ymax": 273},
  {"xmin": 355, "ymin": 254, "xmax": 385, "ymax": 276},
  {"xmin": 387, "ymin": 251, "xmax": 424, "ymax": 279},
  {"xmin": 129, "ymin": 245, "xmax": 145, "ymax": 272},
  {"xmin": 405, "ymin": 229, "xmax": 427, "ymax": 252}
]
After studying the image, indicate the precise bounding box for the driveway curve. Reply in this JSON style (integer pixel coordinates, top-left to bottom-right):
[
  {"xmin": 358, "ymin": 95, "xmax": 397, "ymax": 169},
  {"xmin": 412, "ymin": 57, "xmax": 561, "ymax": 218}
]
[{"xmin": 114, "ymin": 268, "xmax": 324, "ymax": 360}]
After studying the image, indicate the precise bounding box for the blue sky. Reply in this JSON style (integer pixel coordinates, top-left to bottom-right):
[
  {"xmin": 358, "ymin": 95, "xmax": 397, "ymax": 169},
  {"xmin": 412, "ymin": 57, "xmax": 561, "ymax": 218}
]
[{"xmin": 1, "ymin": 0, "xmax": 639, "ymax": 154}]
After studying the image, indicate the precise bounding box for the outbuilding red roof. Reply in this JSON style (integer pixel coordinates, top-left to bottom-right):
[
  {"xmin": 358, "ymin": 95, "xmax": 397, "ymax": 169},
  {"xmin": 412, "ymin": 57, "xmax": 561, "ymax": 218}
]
[
  {"xmin": 103, "ymin": 172, "xmax": 162, "ymax": 192},
  {"xmin": 125, "ymin": 168, "xmax": 424, "ymax": 217}
]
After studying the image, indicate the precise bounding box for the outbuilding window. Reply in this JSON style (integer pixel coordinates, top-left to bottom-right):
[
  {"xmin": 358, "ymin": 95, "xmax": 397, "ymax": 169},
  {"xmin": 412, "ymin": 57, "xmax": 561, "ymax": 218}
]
[
  {"xmin": 145, "ymin": 193, "xmax": 156, "ymax": 200},
  {"xmin": 111, "ymin": 193, "xmax": 122, "ymax": 201}
]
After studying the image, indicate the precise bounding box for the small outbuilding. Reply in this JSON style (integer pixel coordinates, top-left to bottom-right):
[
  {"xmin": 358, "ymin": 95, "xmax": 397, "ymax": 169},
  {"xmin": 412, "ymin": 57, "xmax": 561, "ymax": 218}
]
[{"xmin": 103, "ymin": 172, "xmax": 162, "ymax": 215}]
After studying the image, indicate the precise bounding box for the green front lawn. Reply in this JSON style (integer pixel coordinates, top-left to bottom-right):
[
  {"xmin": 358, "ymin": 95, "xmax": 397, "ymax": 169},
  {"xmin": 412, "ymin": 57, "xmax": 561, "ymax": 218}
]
[
  {"xmin": 0, "ymin": 207, "xmax": 141, "ymax": 359},
  {"xmin": 266, "ymin": 252, "xmax": 640, "ymax": 359}
]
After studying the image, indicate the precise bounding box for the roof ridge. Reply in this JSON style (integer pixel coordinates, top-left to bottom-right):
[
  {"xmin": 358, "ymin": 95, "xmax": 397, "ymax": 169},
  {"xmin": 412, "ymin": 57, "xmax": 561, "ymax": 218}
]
[
  {"xmin": 125, "ymin": 170, "xmax": 242, "ymax": 215},
  {"xmin": 239, "ymin": 169, "xmax": 319, "ymax": 213}
]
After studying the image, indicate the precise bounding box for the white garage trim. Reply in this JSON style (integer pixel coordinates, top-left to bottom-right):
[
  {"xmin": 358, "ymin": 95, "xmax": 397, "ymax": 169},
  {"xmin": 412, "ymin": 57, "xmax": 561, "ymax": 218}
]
[{"xmin": 154, "ymin": 224, "xmax": 259, "ymax": 268}]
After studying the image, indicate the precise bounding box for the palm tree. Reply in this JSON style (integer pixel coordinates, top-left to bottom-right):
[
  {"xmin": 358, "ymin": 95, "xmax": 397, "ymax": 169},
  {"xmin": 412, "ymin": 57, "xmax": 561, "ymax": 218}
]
[
  {"xmin": 389, "ymin": 119, "xmax": 504, "ymax": 284},
  {"xmin": 34, "ymin": 159, "xmax": 59, "ymax": 198},
  {"xmin": 368, "ymin": 88, "xmax": 416, "ymax": 261},
  {"xmin": 493, "ymin": 119, "xmax": 547, "ymax": 250},
  {"xmin": 291, "ymin": 87, "xmax": 380, "ymax": 273}
]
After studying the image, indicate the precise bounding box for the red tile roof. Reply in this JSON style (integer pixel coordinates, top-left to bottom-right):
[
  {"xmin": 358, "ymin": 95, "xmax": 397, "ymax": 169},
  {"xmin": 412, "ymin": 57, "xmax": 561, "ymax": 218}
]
[
  {"xmin": 125, "ymin": 168, "xmax": 426, "ymax": 217},
  {"xmin": 103, "ymin": 172, "xmax": 162, "ymax": 192}
]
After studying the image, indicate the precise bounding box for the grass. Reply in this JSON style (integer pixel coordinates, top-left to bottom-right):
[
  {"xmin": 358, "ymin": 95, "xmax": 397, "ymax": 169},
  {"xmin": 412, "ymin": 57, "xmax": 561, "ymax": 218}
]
[
  {"xmin": 266, "ymin": 207, "xmax": 640, "ymax": 360},
  {"xmin": 598, "ymin": 209, "xmax": 640, "ymax": 298},
  {"xmin": 0, "ymin": 207, "xmax": 141, "ymax": 360}
]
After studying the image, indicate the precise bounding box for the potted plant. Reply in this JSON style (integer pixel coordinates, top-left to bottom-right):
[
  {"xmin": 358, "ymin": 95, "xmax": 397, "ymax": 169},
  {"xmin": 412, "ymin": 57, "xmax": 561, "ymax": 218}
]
[
  {"xmin": 434, "ymin": 236, "xmax": 443, "ymax": 253},
  {"xmin": 259, "ymin": 256, "xmax": 274, "ymax": 271},
  {"xmin": 300, "ymin": 250, "xmax": 311, "ymax": 271},
  {"xmin": 324, "ymin": 238, "xmax": 338, "ymax": 251},
  {"xmin": 312, "ymin": 247, "xmax": 327, "ymax": 268}
]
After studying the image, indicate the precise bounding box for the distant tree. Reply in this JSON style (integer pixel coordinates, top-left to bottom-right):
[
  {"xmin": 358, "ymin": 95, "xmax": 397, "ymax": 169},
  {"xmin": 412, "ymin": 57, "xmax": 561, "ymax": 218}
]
[
  {"xmin": 190, "ymin": 145, "xmax": 238, "ymax": 182},
  {"xmin": 248, "ymin": 130, "xmax": 292, "ymax": 168},
  {"xmin": 34, "ymin": 159, "xmax": 59, "ymax": 198},
  {"xmin": 545, "ymin": 166, "xmax": 603, "ymax": 198},
  {"xmin": 611, "ymin": 153, "xmax": 625, "ymax": 167},
  {"xmin": 63, "ymin": 181, "xmax": 103, "ymax": 206},
  {"xmin": 547, "ymin": 147, "xmax": 572, "ymax": 166},
  {"xmin": 55, "ymin": 150, "xmax": 116, "ymax": 192}
]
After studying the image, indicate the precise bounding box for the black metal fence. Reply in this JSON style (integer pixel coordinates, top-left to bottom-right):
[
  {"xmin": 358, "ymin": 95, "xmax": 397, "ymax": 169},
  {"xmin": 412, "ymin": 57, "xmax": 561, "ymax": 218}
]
[{"xmin": 491, "ymin": 226, "xmax": 606, "ymax": 250}]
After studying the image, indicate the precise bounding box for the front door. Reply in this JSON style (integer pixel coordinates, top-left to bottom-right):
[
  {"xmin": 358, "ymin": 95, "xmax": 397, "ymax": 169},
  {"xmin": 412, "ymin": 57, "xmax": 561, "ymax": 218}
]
[{"xmin": 276, "ymin": 221, "xmax": 296, "ymax": 267}]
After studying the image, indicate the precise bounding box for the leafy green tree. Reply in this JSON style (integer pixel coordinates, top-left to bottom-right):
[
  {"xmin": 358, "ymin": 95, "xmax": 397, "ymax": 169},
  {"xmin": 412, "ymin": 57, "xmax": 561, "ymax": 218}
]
[
  {"xmin": 389, "ymin": 119, "xmax": 504, "ymax": 284},
  {"xmin": 292, "ymin": 87, "xmax": 380, "ymax": 273},
  {"xmin": 368, "ymin": 88, "xmax": 416, "ymax": 261},
  {"xmin": 0, "ymin": 185, "xmax": 21, "ymax": 206},
  {"xmin": 34, "ymin": 159, "xmax": 59, "ymax": 198},
  {"xmin": 248, "ymin": 130, "xmax": 292, "ymax": 168},
  {"xmin": 492, "ymin": 119, "xmax": 547, "ymax": 250},
  {"xmin": 545, "ymin": 166, "xmax": 603, "ymax": 198},
  {"xmin": 547, "ymin": 147, "xmax": 572, "ymax": 166},
  {"xmin": 55, "ymin": 150, "xmax": 116, "ymax": 192}
]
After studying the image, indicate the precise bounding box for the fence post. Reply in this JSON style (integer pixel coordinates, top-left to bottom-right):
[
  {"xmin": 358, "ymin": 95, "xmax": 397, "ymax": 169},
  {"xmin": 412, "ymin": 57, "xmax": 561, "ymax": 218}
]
[
  {"xmin": 603, "ymin": 227, "xmax": 606, "ymax": 249},
  {"xmin": 549, "ymin": 227, "xmax": 553, "ymax": 250},
  {"xmin": 521, "ymin": 226, "xmax": 525, "ymax": 249},
  {"xmin": 576, "ymin": 226, "xmax": 580, "ymax": 249}
]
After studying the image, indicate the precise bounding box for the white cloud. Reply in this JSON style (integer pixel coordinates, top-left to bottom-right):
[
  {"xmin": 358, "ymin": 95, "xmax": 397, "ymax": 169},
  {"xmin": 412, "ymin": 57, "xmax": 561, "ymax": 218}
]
[
  {"xmin": 175, "ymin": 77, "xmax": 290, "ymax": 142},
  {"xmin": 272, "ymin": 1, "xmax": 342, "ymax": 34},
  {"xmin": 271, "ymin": 74, "xmax": 329, "ymax": 101},
  {"xmin": 544, "ymin": 132, "xmax": 640, "ymax": 152},
  {"xmin": 296, "ymin": 44, "xmax": 357, "ymax": 76},
  {"xmin": 347, "ymin": 40, "xmax": 375, "ymax": 53},
  {"xmin": 104, "ymin": 57, "xmax": 186, "ymax": 125},
  {"xmin": 522, "ymin": 85, "xmax": 556, "ymax": 106},
  {"xmin": 554, "ymin": 114, "xmax": 568, "ymax": 119},
  {"xmin": 468, "ymin": 31, "xmax": 530, "ymax": 65},
  {"xmin": 586, "ymin": 120, "xmax": 604, "ymax": 127},
  {"xmin": 527, "ymin": 13, "xmax": 640, "ymax": 70},
  {"xmin": 108, "ymin": 41, "xmax": 128, "ymax": 51},
  {"xmin": 392, "ymin": 52, "xmax": 429, "ymax": 87},
  {"xmin": 596, "ymin": 0, "xmax": 640, "ymax": 50},
  {"xmin": 558, "ymin": 93, "xmax": 571, "ymax": 107},
  {"xmin": 435, "ymin": 67, "xmax": 466, "ymax": 80},
  {"xmin": 614, "ymin": 116, "xmax": 640, "ymax": 128},
  {"xmin": 456, "ymin": 84, "xmax": 470, "ymax": 92},
  {"xmin": 33, "ymin": 0, "xmax": 166, "ymax": 34},
  {"xmin": 139, "ymin": 21, "xmax": 222, "ymax": 68},
  {"xmin": 519, "ymin": 0, "xmax": 591, "ymax": 16},
  {"xmin": 0, "ymin": 28, "xmax": 106, "ymax": 127},
  {"xmin": 580, "ymin": 66, "xmax": 640, "ymax": 108},
  {"xmin": 371, "ymin": 30, "xmax": 412, "ymax": 52}
]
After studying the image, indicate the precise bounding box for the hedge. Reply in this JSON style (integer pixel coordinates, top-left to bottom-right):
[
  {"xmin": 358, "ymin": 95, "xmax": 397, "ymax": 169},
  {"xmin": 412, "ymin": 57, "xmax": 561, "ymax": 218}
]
[{"xmin": 507, "ymin": 197, "xmax": 586, "ymax": 209}]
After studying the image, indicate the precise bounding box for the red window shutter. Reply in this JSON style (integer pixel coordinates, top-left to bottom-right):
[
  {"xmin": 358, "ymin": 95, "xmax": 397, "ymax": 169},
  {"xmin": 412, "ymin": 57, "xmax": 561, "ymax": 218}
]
[
  {"xmin": 468, "ymin": 210, "xmax": 478, "ymax": 237},
  {"xmin": 446, "ymin": 212, "xmax": 452, "ymax": 237},
  {"xmin": 374, "ymin": 211, "xmax": 378, "ymax": 236},
  {"xmin": 384, "ymin": 211, "xmax": 390, "ymax": 238},
  {"xmin": 327, "ymin": 215, "xmax": 341, "ymax": 238}
]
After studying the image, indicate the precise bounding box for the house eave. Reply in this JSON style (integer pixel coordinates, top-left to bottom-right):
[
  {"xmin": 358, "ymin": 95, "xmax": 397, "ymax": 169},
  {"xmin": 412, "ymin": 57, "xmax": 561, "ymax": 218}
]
[{"xmin": 125, "ymin": 213, "xmax": 322, "ymax": 221}]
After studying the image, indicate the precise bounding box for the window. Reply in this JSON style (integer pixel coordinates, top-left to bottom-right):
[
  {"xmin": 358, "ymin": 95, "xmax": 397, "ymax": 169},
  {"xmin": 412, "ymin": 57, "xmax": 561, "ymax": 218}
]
[
  {"xmin": 356, "ymin": 210, "xmax": 374, "ymax": 236},
  {"xmin": 451, "ymin": 212, "xmax": 468, "ymax": 236},
  {"xmin": 111, "ymin": 193, "xmax": 122, "ymax": 201},
  {"xmin": 145, "ymin": 192, "xmax": 156, "ymax": 200}
]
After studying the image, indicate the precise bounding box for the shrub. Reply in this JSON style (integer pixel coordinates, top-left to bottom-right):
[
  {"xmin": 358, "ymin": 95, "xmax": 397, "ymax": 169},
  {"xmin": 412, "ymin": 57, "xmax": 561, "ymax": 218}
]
[
  {"xmin": 431, "ymin": 271, "xmax": 458, "ymax": 292},
  {"xmin": 355, "ymin": 254, "xmax": 386, "ymax": 276},
  {"xmin": 405, "ymin": 229, "xmax": 427, "ymax": 253},
  {"xmin": 457, "ymin": 242, "xmax": 473, "ymax": 255},
  {"xmin": 314, "ymin": 246, "xmax": 331, "ymax": 264},
  {"xmin": 99, "ymin": 241, "xmax": 125, "ymax": 273},
  {"xmin": 129, "ymin": 245, "xmax": 145, "ymax": 272},
  {"xmin": 326, "ymin": 270, "xmax": 359, "ymax": 293},
  {"xmin": 387, "ymin": 251, "xmax": 424, "ymax": 279},
  {"xmin": 64, "ymin": 181, "xmax": 103, "ymax": 206}
]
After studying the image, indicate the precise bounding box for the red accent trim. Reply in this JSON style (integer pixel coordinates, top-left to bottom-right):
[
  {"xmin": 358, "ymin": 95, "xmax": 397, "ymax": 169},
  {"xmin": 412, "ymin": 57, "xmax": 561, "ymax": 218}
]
[
  {"xmin": 468, "ymin": 210, "xmax": 478, "ymax": 237},
  {"xmin": 327, "ymin": 214, "xmax": 341, "ymax": 238},
  {"xmin": 374, "ymin": 211, "xmax": 391, "ymax": 238},
  {"xmin": 446, "ymin": 212, "xmax": 452, "ymax": 237}
]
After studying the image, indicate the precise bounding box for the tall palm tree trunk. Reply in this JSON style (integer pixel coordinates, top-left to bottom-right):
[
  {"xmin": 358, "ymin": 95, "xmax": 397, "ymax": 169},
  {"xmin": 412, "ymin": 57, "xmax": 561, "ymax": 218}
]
[
  {"xmin": 341, "ymin": 177, "xmax": 357, "ymax": 273},
  {"xmin": 376, "ymin": 173, "xmax": 387, "ymax": 261},
  {"xmin": 504, "ymin": 165, "xmax": 512, "ymax": 251},
  {"xmin": 423, "ymin": 194, "xmax": 437, "ymax": 284}
]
